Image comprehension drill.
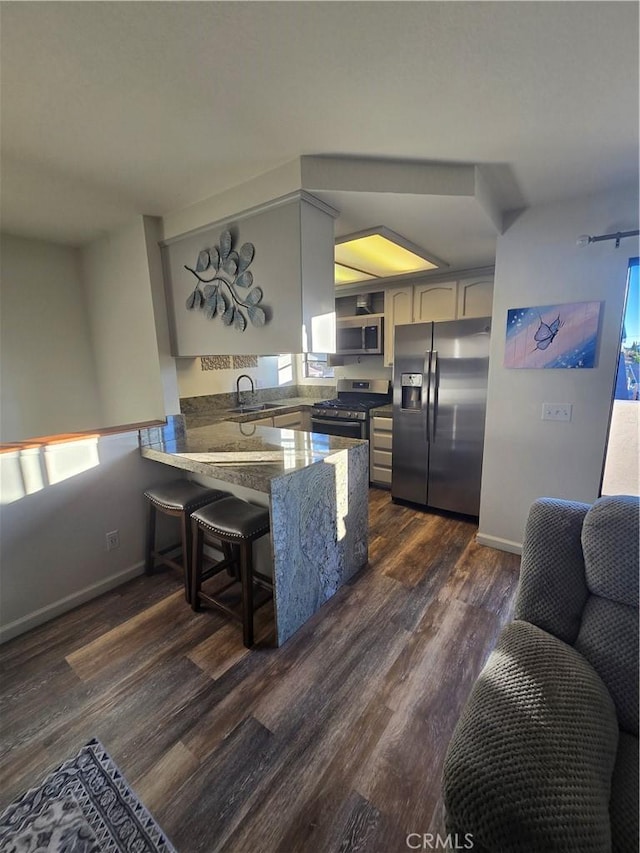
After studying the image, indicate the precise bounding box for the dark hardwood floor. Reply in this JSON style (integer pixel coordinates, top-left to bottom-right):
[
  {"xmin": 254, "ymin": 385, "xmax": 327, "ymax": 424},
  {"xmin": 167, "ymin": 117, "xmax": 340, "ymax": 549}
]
[{"xmin": 0, "ymin": 488, "xmax": 520, "ymax": 852}]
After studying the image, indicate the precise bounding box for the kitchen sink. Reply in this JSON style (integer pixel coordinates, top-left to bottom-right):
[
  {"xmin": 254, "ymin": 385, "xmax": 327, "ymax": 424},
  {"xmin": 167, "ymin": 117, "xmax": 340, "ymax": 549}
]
[{"xmin": 226, "ymin": 403, "xmax": 285, "ymax": 414}]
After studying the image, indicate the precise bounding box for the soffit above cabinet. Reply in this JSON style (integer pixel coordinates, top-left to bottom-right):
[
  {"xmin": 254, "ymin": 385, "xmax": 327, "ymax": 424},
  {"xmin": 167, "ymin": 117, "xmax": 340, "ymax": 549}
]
[{"xmin": 161, "ymin": 192, "xmax": 337, "ymax": 357}]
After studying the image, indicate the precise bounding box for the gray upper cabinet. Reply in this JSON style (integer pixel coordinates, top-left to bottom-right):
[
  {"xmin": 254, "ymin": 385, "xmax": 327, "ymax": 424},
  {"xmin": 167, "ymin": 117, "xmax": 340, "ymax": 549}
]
[
  {"xmin": 383, "ymin": 286, "xmax": 413, "ymax": 366},
  {"xmin": 457, "ymin": 276, "xmax": 494, "ymax": 318},
  {"xmin": 412, "ymin": 281, "xmax": 458, "ymax": 323},
  {"xmin": 383, "ymin": 270, "xmax": 494, "ymax": 365}
]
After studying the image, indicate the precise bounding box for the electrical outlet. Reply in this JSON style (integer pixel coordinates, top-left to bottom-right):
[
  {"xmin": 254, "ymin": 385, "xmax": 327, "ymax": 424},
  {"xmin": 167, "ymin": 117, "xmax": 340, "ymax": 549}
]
[
  {"xmin": 542, "ymin": 403, "xmax": 572, "ymax": 422},
  {"xmin": 105, "ymin": 530, "xmax": 120, "ymax": 551},
  {"xmin": 256, "ymin": 379, "xmax": 264, "ymax": 388}
]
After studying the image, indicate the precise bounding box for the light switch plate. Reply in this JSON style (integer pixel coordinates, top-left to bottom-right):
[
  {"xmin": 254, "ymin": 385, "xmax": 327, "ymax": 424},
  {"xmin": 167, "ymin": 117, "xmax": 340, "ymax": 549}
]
[{"xmin": 542, "ymin": 403, "xmax": 572, "ymax": 422}]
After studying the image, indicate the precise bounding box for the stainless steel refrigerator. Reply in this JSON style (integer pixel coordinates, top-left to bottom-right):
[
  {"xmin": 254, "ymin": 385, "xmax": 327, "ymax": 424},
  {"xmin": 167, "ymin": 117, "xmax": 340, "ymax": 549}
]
[{"xmin": 391, "ymin": 317, "xmax": 491, "ymax": 516}]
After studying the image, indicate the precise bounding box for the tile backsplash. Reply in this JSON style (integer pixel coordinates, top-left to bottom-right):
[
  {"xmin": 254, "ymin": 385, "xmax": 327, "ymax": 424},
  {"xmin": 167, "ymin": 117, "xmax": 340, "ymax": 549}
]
[
  {"xmin": 199, "ymin": 355, "xmax": 259, "ymax": 371},
  {"xmin": 232, "ymin": 355, "xmax": 258, "ymax": 369},
  {"xmin": 200, "ymin": 355, "xmax": 231, "ymax": 371}
]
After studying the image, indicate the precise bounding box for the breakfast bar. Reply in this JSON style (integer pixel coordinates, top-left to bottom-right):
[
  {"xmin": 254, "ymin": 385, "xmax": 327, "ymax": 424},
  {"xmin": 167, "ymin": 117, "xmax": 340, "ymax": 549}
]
[{"xmin": 140, "ymin": 418, "xmax": 369, "ymax": 646}]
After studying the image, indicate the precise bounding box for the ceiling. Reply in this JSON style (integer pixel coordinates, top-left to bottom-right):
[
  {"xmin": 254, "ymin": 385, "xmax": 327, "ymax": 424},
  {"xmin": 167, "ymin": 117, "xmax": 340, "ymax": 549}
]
[{"xmin": 1, "ymin": 2, "xmax": 638, "ymax": 271}]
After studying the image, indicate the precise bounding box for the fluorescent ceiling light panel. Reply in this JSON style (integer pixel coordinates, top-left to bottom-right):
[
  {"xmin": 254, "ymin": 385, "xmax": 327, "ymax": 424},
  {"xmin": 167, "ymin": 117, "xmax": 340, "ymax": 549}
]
[
  {"xmin": 334, "ymin": 227, "xmax": 445, "ymax": 284},
  {"xmin": 334, "ymin": 263, "xmax": 378, "ymax": 285}
]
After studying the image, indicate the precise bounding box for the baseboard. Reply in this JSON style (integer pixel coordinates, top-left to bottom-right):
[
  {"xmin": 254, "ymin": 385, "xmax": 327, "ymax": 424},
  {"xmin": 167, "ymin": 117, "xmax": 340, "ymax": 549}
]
[
  {"xmin": 0, "ymin": 562, "xmax": 145, "ymax": 644},
  {"xmin": 475, "ymin": 533, "xmax": 523, "ymax": 555}
]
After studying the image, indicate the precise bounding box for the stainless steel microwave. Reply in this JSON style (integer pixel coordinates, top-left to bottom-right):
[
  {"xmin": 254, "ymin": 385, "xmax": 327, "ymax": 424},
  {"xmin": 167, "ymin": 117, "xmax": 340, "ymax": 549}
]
[{"xmin": 336, "ymin": 314, "xmax": 384, "ymax": 355}]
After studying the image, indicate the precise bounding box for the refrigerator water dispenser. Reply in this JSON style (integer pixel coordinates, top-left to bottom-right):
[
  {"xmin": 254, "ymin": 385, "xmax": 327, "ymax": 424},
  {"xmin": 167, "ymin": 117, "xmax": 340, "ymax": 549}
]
[{"xmin": 401, "ymin": 373, "xmax": 423, "ymax": 410}]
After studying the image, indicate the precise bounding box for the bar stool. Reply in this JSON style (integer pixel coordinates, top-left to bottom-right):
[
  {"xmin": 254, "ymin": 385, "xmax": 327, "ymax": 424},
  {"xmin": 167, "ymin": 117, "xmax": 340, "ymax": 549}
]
[
  {"xmin": 190, "ymin": 496, "xmax": 272, "ymax": 648},
  {"xmin": 144, "ymin": 480, "xmax": 230, "ymax": 602}
]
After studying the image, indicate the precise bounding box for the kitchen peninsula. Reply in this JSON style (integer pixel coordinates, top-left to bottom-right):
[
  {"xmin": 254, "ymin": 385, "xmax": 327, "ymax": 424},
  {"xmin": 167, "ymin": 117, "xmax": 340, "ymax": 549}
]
[{"xmin": 140, "ymin": 417, "xmax": 369, "ymax": 646}]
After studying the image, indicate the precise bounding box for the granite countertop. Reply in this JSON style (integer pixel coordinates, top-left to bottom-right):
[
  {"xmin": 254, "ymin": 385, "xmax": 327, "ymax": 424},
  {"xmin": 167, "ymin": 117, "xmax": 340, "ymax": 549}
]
[
  {"xmin": 141, "ymin": 420, "xmax": 366, "ymax": 493},
  {"xmin": 369, "ymin": 404, "xmax": 393, "ymax": 416},
  {"xmin": 184, "ymin": 396, "xmax": 326, "ymax": 429}
]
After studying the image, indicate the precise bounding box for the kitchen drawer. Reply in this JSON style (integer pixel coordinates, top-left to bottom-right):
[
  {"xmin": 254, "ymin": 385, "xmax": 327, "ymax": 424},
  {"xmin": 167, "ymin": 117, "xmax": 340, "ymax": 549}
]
[
  {"xmin": 370, "ymin": 413, "xmax": 393, "ymax": 487},
  {"xmin": 371, "ymin": 466, "xmax": 392, "ymax": 486},
  {"xmin": 372, "ymin": 432, "xmax": 392, "ymax": 452},
  {"xmin": 372, "ymin": 416, "xmax": 393, "ymax": 432},
  {"xmin": 273, "ymin": 411, "xmax": 303, "ymax": 428},
  {"xmin": 372, "ymin": 449, "xmax": 392, "ymax": 469},
  {"xmin": 247, "ymin": 416, "xmax": 274, "ymax": 427}
]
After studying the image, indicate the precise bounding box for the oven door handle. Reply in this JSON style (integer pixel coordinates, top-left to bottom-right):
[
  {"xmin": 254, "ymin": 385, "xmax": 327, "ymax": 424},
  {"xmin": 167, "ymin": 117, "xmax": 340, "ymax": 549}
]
[{"xmin": 311, "ymin": 416, "xmax": 364, "ymax": 431}]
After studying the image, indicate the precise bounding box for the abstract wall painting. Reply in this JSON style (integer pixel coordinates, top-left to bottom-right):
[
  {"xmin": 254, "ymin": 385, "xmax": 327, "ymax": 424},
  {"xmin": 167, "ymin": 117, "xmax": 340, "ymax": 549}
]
[{"xmin": 504, "ymin": 301, "xmax": 602, "ymax": 369}]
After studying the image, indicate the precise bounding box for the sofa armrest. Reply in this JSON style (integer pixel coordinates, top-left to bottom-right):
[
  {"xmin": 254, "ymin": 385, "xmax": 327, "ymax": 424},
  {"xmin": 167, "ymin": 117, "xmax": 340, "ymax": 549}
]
[
  {"xmin": 443, "ymin": 620, "xmax": 618, "ymax": 853},
  {"xmin": 514, "ymin": 497, "xmax": 590, "ymax": 644}
]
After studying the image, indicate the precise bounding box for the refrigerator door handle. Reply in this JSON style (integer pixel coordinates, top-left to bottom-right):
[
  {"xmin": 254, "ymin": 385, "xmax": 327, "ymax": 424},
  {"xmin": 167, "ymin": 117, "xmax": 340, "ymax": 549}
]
[
  {"xmin": 423, "ymin": 350, "xmax": 432, "ymax": 441},
  {"xmin": 429, "ymin": 350, "xmax": 439, "ymax": 440}
]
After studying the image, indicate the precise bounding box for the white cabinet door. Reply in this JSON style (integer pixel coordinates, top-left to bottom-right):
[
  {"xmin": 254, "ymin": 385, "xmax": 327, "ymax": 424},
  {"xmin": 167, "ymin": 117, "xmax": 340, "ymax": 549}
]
[
  {"xmin": 382, "ymin": 274, "xmax": 493, "ymax": 366},
  {"xmin": 273, "ymin": 410, "xmax": 303, "ymax": 429},
  {"xmin": 384, "ymin": 286, "xmax": 413, "ymax": 366},
  {"xmin": 247, "ymin": 415, "xmax": 274, "ymax": 427},
  {"xmin": 299, "ymin": 409, "xmax": 311, "ymax": 431},
  {"xmin": 412, "ymin": 281, "xmax": 458, "ymax": 323},
  {"xmin": 457, "ymin": 277, "xmax": 494, "ymax": 318}
]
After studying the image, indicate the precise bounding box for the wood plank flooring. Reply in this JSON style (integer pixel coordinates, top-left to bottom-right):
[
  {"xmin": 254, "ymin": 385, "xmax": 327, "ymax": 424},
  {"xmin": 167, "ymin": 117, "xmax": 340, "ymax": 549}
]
[{"xmin": 0, "ymin": 488, "xmax": 520, "ymax": 853}]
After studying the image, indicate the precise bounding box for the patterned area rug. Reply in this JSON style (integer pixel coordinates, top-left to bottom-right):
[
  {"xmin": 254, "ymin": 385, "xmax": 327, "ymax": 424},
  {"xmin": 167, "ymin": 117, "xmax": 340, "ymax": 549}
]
[{"xmin": 0, "ymin": 738, "xmax": 175, "ymax": 852}]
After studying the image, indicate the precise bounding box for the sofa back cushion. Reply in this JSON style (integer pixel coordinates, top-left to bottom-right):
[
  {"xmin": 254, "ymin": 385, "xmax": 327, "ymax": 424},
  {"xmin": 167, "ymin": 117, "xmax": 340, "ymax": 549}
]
[
  {"xmin": 577, "ymin": 495, "xmax": 640, "ymax": 735},
  {"xmin": 581, "ymin": 495, "xmax": 639, "ymax": 606},
  {"xmin": 515, "ymin": 498, "xmax": 590, "ymax": 644},
  {"xmin": 575, "ymin": 597, "xmax": 638, "ymax": 735}
]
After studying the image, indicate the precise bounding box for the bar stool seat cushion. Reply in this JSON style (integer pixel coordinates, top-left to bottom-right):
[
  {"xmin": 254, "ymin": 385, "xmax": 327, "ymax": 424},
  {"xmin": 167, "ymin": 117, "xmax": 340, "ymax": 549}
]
[
  {"xmin": 144, "ymin": 481, "xmax": 228, "ymax": 512},
  {"xmin": 192, "ymin": 496, "xmax": 270, "ymax": 541}
]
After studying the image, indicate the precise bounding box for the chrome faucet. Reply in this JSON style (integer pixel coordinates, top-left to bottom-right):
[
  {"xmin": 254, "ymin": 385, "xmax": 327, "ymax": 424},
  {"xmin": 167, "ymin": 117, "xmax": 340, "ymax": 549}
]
[{"xmin": 236, "ymin": 374, "xmax": 255, "ymax": 407}]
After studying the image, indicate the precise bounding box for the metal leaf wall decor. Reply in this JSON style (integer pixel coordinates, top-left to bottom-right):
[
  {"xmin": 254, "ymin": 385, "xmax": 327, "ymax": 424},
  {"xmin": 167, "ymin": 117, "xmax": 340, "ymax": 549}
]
[{"xmin": 184, "ymin": 231, "xmax": 268, "ymax": 331}]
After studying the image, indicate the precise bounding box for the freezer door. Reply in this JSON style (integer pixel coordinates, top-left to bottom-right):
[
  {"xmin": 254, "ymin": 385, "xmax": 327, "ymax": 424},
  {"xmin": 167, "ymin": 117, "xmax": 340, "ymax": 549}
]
[
  {"xmin": 391, "ymin": 323, "xmax": 432, "ymax": 505},
  {"xmin": 427, "ymin": 318, "xmax": 491, "ymax": 516}
]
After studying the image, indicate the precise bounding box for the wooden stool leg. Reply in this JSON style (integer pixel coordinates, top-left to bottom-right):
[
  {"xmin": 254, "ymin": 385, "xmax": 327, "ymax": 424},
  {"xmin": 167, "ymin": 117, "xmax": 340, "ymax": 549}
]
[
  {"xmin": 191, "ymin": 524, "xmax": 204, "ymax": 612},
  {"xmin": 145, "ymin": 501, "xmax": 156, "ymax": 575},
  {"xmin": 182, "ymin": 511, "xmax": 194, "ymax": 604},
  {"xmin": 224, "ymin": 542, "xmax": 239, "ymax": 579},
  {"xmin": 239, "ymin": 541, "xmax": 254, "ymax": 648}
]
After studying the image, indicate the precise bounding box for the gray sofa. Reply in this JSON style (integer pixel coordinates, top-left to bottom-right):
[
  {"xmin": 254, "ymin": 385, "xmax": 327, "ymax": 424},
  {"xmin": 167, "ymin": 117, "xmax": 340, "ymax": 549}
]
[{"xmin": 443, "ymin": 495, "xmax": 639, "ymax": 853}]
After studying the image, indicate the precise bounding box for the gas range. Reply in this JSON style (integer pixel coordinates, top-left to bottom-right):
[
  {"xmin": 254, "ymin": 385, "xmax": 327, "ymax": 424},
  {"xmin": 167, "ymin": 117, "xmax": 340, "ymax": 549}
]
[
  {"xmin": 313, "ymin": 379, "xmax": 392, "ymax": 420},
  {"xmin": 312, "ymin": 397, "xmax": 382, "ymax": 421},
  {"xmin": 311, "ymin": 380, "xmax": 391, "ymax": 437}
]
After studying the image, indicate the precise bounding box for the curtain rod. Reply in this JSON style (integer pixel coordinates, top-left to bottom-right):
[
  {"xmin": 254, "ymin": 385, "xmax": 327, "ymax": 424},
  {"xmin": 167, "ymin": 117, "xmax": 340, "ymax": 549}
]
[{"xmin": 577, "ymin": 229, "xmax": 640, "ymax": 249}]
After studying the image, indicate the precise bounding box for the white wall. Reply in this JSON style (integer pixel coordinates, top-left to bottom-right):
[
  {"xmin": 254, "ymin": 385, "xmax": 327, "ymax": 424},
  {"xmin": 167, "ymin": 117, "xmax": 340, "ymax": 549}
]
[
  {"xmin": 1, "ymin": 218, "xmax": 184, "ymax": 642},
  {"xmin": 478, "ymin": 186, "xmax": 639, "ymax": 552},
  {"xmin": 163, "ymin": 197, "xmax": 304, "ymax": 356},
  {"xmin": 0, "ymin": 431, "xmax": 179, "ymax": 641},
  {"xmin": 162, "ymin": 160, "xmax": 302, "ymax": 241},
  {"xmin": 0, "ymin": 233, "xmax": 101, "ymax": 441},
  {"xmin": 176, "ymin": 355, "xmax": 294, "ymax": 398},
  {"xmin": 162, "ymin": 194, "xmax": 336, "ymax": 357},
  {"xmin": 143, "ymin": 216, "xmax": 181, "ymax": 416},
  {"xmin": 300, "ymin": 198, "xmax": 338, "ymax": 353},
  {"xmin": 81, "ymin": 216, "xmax": 167, "ymax": 425}
]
